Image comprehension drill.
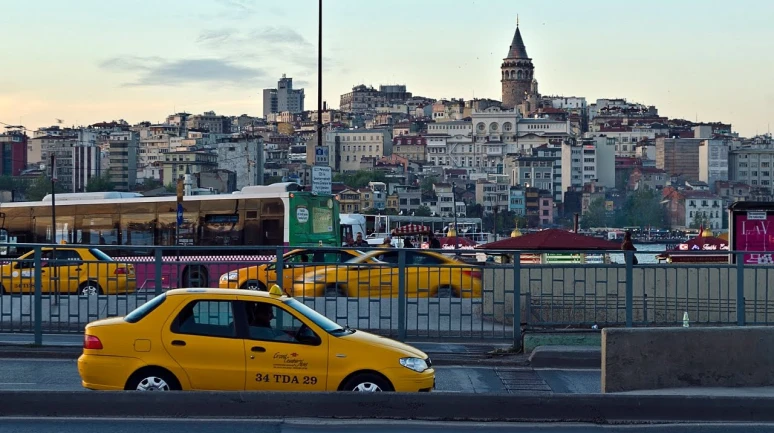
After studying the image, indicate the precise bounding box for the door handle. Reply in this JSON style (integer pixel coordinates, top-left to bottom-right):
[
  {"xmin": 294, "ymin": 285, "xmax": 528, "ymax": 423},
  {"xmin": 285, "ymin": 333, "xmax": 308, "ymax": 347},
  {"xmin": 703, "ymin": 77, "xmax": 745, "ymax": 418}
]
[
  {"xmin": 251, "ymin": 346, "xmax": 266, "ymax": 353},
  {"xmin": 171, "ymin": 340, "xmax": 186, "ymax": 346}
]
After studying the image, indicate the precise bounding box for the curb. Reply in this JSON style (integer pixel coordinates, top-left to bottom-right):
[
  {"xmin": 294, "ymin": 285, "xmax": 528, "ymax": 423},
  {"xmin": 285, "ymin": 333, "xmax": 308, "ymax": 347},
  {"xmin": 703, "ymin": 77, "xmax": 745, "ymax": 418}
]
[
  {"xmin": 528, "ymin": 345, "xmax": 601, "ymax": 369},
  {"xmin": 1, "ymin": 391, "xmax": 774, "ymax": 422}
]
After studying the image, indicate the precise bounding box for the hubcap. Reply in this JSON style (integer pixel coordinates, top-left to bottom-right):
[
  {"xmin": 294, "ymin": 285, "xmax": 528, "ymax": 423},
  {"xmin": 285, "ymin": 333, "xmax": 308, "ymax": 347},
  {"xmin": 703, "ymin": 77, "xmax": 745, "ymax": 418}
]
[
  {"xmin": 81, "ymin": 285, "xmax": 99, "ymax": 296},
  {"xmin": 137, "ymin": 376, "xmax": 170, "ymax": 391},
  {"xmin": 353, "ymin": 382, "xmax": 382, "ymax": 392}
]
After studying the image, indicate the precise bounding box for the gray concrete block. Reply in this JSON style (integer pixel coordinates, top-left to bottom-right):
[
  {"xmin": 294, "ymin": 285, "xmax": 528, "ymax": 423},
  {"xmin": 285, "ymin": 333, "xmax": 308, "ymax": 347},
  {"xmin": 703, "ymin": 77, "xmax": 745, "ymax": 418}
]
[
  {"xmin": 602, "ymin": 326, "xmax": 774, "ymax": 393},
  {"xmin": 529, "ymin": 345, "xmax": 601, "ymax": 369}
]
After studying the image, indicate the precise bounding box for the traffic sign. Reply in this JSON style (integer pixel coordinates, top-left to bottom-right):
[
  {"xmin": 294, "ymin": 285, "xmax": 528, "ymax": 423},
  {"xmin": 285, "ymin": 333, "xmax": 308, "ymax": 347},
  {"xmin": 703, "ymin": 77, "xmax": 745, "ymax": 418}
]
[
  {"xmin": 314, "ymin": 146, "xmax": 329, "ymax": 165},
  {"xmin": 177, "ymin": 203, "xmax": 184, "ymax": 225},
  {"xmin": 311, "ymin": 166, "xmax": 332, "ymax": 195}
]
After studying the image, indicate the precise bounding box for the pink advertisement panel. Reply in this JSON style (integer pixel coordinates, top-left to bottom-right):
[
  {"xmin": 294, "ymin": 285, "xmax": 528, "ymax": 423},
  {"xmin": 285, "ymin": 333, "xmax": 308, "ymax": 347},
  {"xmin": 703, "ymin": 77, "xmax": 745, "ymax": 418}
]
[{"xmin": 733, "ymin": 211, "xmax": 774, "ymax": 264}]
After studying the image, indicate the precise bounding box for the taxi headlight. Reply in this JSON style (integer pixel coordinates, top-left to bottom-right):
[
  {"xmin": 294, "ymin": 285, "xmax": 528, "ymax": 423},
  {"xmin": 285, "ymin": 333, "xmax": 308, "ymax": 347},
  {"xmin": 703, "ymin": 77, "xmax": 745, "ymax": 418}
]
[
  {"xmin": 220, "ymin": 271, "xmax": 239, "ymax": 282},
  {"xmin": 399, "ymin": 357, "xmax": 429, "ymax": 373}
]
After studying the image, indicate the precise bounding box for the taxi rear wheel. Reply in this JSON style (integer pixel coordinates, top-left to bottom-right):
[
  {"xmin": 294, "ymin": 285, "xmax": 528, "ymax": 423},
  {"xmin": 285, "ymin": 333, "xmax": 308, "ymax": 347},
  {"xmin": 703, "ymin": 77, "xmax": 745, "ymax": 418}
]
[
  {"xmin": 325, "ymin": 284, "xmax": 345, "ymax": 297},
  {"xmin": 342, "ymin": 373, "xmax": 393, "ymax": 392},
  {"xmin": 241, "ymin": 280, "xmax": 265, "ymax": 291},
  {"xmin": 126, "ymin": 368, "xmax": 181, "ymax": 391},
  {"xmin": 78, "ymin": 281, "xmax": 103, "ymax": 296},
  {"xmin": 435, "ymin": 285, "xmax": 459, "ymax": 298}
]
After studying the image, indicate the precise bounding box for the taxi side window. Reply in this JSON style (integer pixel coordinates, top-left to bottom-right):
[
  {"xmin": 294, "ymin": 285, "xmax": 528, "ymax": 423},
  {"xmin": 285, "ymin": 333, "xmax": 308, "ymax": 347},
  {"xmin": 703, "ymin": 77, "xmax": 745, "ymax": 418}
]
[
  {"xmin": 55, "ymin": 250, "xmax": 83, "ymax": 266},
  {"xmin": 173, "ymin": 300, "xmax": 236, "ymax": 338},
  {"xmin": 409, "ymin": 252, "xmax": 442, "ymax": 266},
  {"xmin": 244, "ymin": 301, "xmax": 320, "ymax": 345}
]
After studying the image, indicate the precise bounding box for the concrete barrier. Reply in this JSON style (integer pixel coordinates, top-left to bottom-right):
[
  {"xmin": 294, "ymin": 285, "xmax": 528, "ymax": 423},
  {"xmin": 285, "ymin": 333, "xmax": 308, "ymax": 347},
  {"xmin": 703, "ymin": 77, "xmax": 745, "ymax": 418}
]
[
  {"xmin": 1, "ymin": 391, "xmax": 774, "ymax": 422},
  {"xmin": 602, "ymin": 326, "xmax": 774, "ymax": 393},
  {"xmin": 529, "ymin": 345, "xmax": 601, "ymax": 369}
]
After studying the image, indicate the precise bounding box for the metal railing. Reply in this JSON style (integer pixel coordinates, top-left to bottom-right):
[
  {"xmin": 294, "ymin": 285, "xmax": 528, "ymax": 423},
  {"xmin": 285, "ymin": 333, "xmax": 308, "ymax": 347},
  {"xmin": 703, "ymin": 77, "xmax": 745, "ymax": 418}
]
[{"xmin": 1, "ymin": 244, "xmax": 773, "ymax": 350}]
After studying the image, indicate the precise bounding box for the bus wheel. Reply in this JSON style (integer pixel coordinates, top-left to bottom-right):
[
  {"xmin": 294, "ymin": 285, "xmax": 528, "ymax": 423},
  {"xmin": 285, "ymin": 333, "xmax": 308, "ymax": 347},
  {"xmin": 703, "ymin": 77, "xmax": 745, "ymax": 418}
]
[{"xmin": 183, "ymin": 266, "xmax": 208, "ymax": 288}]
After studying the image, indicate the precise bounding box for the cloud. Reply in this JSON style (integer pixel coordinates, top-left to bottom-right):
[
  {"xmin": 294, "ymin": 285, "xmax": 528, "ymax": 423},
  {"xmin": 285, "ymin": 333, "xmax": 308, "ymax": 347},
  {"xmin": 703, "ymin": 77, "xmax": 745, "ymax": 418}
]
[
  {"xmin": 196, "ymin": 26, "xmax": 311, "ymax": 51},
  {"xmin": 99, "ymin": 57, "xmax": 265, "ymax": 88},
  {"xmin": 248, "ymin": 27, "xmax": 311, "ymax": 47},
  {"xmin": 211, "ymin": 0, "xmax": 286, "ymax": 20},
  {"xmin": 98, "ymin": 56, "xmax": 165, "ymax": 72}
]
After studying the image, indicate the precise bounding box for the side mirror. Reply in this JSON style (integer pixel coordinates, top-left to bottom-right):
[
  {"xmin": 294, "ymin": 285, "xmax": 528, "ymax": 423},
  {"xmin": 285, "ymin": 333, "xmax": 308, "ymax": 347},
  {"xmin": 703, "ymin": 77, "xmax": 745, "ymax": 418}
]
[{"xmin": 297, "ymin": 333, "xmax": 321, "ymax": 346}]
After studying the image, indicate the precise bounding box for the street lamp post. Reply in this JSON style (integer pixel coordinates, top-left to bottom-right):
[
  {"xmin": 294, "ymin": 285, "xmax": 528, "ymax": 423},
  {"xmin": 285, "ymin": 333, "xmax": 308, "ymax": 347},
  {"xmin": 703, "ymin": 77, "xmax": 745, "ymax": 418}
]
[{"xmin": 452, "ymin": 182, "xmax": 458, "ymax": 250}]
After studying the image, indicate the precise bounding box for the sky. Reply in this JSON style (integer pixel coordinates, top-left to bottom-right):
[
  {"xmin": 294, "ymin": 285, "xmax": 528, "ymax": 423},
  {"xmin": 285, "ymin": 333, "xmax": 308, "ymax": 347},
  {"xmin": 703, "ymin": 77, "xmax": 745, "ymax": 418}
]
[{"xmin": 0, "ymin": 0, "xmax": 773, "ymax": 137}]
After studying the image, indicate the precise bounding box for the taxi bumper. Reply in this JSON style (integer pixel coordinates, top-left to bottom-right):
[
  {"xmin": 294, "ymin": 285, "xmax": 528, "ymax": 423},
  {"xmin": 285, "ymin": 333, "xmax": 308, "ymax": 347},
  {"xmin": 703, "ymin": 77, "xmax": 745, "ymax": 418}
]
[
  {"xmin": 78, "ymin": 353, "xmax": 145, "ymax": 391},
  {"xmin": 381, "ymin": 367, "xmax": 435, "ymax": 392}
]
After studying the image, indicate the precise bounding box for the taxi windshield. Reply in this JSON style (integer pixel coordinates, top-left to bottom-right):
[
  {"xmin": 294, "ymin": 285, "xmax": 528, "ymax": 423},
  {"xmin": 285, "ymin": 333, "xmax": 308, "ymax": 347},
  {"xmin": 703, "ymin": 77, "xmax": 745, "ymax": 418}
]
[{"xmin": 284, "ymin": 298, "xmax": 348, "ymax": 333}]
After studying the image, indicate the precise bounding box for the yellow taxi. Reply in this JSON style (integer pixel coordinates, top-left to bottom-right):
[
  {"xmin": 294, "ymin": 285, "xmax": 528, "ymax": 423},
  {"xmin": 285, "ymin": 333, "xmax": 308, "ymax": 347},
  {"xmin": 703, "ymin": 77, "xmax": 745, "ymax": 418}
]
[
  {"xmin": 0, "ymin": 247, "xmax": 136, "ymax": 296},
  {"xmin": 78, "ymin": 286, "xmax": 435, "ymax": 392},
  {"xmin": 292, "ymin": 249, "xmax": 483, "ymax": 298},
  {"xmin": 218, "ymin": 248, "xmax": 370, "ymax": 294}
]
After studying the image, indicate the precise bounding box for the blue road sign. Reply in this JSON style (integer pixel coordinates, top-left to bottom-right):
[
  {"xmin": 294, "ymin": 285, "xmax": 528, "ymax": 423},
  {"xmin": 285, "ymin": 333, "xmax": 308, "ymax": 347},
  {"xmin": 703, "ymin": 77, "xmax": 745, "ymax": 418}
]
[{"xmin": 177, "ymin": 203, "xmax": 184, "ymax": 225}]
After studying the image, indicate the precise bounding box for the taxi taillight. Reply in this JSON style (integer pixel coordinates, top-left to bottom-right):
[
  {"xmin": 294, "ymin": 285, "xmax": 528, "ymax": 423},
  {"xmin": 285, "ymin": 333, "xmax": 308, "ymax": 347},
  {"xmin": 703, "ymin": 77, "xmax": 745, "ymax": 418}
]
[
  {"xmin": 84, "ymin": 335, "xmax": 103, "ymax": 350},
  {"xmin": 114, "ymin": 267, "xmax": 127, "ymax": 275},
  {"xmin": 463, "ymin": 269, "xmax": 482, "ymax": 280}
]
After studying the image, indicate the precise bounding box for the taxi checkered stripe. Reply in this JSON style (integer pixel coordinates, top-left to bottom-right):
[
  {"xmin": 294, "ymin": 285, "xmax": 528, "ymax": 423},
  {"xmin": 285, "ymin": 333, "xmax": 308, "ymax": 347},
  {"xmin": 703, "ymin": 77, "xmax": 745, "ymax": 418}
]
[{"xmin": 113, "ymin": 255, "xmax": 277, "ymax": 262}]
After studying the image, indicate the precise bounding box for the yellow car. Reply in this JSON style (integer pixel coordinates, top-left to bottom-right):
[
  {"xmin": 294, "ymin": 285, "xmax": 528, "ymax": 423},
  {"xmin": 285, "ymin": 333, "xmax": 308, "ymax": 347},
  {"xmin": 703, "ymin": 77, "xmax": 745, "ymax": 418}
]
[
  {"xmin": 218, "ymin": 248, "xmax": 369, "ymax": 293},
  {"xmin": 0, "ymin": 247, "xmax": 136, "ymax": 296},
  {"xmin": 78, "ymin": 287, "xmax": 435, "ymax": 392},
  {"xmin": 292, "ymin": 249, "xmax": 483, "ymax": 298}
]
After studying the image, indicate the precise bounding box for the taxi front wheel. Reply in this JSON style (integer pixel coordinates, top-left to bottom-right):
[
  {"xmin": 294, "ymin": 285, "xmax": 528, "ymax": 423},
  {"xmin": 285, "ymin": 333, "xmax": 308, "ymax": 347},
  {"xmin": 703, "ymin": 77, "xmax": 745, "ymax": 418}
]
[{"xmin": 342, "ymin": 373, "xmax": 393, "ymax": 392}]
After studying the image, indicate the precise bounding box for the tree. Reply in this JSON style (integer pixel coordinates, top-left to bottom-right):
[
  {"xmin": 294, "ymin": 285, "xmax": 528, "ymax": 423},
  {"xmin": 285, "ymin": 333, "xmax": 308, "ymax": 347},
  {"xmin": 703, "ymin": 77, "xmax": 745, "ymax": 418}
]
[
  {"xmin": 419, "ymin": 176, "xmax": 438, "ymax": 193},
  {"xmin": 135, "ymin": 178, "xmax": 162, "ymax": 192},
  {"xmin": 580, "ymin": 197, "xmax": 611, "ymax": 229},
  {"xmin": 333, "ymin": 171, "xmax": 388, "ymax": 189},
  {"xmin": 24, "ymin": 176, "xmax": 67, "ymax": 201},
  {"xmin": 466, "ymin": 203, "xmax": 483, "ymax": 218},
  {"xmin": 689, "ymin": 214, "xmax": 712, "ymax": 230},
  {"xmin": 85, "ymin": 174, "xmax": 115, "ymax": 192},
  {"xmin": 165, "ymin": 182, "xmax": 176, "ymax": 193},
  {"xmin": 413, "ymin": 205, "xmax": 432, "ymax": 217},
  {"xmin": 0, "ymin": 175, "xmax": 30, "ymax": 196},
  {"xmin": 613, "ymin": 189, "xmax": 669, "ymax": 229}
]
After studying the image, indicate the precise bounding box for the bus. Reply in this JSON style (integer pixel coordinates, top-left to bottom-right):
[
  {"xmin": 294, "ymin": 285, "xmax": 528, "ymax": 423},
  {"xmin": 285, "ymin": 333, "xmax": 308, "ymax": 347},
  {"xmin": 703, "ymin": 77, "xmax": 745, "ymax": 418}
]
[{"xmin": 0, "ymin": 182, "xmax": 340, "ymax": 289}]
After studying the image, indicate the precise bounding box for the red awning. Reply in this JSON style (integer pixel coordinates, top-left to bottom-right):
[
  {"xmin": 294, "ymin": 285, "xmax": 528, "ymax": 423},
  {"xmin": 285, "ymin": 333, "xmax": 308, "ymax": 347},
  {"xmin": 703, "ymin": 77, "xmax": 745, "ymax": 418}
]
[{"xmin": 477, "ymin": 229, "xmax": 621, "ymax": 251}]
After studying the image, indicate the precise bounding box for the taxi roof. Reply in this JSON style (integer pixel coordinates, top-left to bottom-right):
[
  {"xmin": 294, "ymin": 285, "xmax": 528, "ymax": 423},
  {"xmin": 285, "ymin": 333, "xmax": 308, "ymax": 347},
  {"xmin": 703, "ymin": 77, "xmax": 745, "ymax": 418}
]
[{"xmin": 165, "ymin": 288, "xmax": 291, "ymax": 300}]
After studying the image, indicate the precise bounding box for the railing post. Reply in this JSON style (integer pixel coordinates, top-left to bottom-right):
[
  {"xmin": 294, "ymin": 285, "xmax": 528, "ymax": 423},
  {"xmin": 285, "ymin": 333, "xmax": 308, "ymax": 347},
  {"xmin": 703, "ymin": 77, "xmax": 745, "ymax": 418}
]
[
  {"xmin": 512, "ymin": 252, "xmax": 522, "ymax": 351},
  {"xmin": 625, "ymin": 251, "xmax": 633, "ymax": 328},
  {"xmin": 154, "ymin": 247, "xmax": 163, "ymax": 296},
  {"xmin": 736, "ymin": 252, "xmax": 745, "ymax": 326},
  {"xmin": 397, "ymin": 249, "xmax": 406, "ymax": 342},
  {"xmin": 33, "ymin": 246, "xmax": 42, "ymax": 345},
  {"xmin": 275, "ymin": 246, "xmax": 284, "ymax": 288}
]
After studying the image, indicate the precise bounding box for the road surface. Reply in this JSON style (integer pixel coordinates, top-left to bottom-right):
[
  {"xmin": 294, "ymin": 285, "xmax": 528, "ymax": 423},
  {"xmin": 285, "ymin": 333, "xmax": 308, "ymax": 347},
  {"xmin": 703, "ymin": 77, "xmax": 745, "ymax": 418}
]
[
  {"xmin": 0, "ymin": 358, "xmax": 599, "ymax": 394},
  {"xmin": 1, "ymin": 418, "xmax": 771, "ymax": 433}
]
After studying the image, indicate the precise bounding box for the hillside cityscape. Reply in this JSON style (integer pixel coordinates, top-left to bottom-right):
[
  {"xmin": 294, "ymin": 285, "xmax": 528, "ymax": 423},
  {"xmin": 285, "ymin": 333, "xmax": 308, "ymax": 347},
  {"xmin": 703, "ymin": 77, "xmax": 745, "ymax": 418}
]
[{"xmin": 0, "ymin": 23, "xmax": 767, "ymax": 236}]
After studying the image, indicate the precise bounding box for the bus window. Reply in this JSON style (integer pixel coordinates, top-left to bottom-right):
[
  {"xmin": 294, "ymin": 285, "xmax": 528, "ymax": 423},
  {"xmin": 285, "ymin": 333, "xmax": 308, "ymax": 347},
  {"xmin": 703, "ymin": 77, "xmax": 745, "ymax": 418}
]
[
  {"xmin": 0, "ymin": 228, "xmax": 8, "ymax": 256},
  {"xmin": 119, "ymin": 203, "xmax": 157, "ymax": 252},
  {"xmin": 199, "ymin": 199, "xmax": 242, "ymax": 246}
]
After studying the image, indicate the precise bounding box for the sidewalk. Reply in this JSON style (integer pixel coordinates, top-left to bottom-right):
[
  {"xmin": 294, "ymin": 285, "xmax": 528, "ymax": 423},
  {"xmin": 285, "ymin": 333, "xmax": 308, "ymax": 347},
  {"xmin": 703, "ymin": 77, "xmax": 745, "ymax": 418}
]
[{"xmin": 0, "ymin": 332, "xmax": 529, "ymax": 365}]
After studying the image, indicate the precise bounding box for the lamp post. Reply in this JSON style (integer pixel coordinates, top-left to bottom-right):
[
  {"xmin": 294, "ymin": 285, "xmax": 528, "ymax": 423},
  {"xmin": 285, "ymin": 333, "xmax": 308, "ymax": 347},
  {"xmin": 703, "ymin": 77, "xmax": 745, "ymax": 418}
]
[
  {"xmin": 452, "ymin": 182, "xmax": 459, "ymax": 250},
  {"xmin": 493, "ymin": 205, "xmax": 499, "ymax": 242}
]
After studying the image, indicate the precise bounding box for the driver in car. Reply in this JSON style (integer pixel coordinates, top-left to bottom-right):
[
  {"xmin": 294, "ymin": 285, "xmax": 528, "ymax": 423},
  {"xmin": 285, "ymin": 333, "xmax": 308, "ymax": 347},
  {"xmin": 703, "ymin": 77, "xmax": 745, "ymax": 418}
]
[{"xmin": 248, "ymin": 302, "xmax": 294, "ymax": 342}]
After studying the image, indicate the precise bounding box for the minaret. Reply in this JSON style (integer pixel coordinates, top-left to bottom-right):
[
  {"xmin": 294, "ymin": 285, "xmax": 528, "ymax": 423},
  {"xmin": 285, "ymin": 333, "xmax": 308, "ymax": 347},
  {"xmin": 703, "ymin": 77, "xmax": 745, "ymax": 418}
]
[{"xmin": 501, "ymin": 17, "xmax": 535, "ymax": 110}]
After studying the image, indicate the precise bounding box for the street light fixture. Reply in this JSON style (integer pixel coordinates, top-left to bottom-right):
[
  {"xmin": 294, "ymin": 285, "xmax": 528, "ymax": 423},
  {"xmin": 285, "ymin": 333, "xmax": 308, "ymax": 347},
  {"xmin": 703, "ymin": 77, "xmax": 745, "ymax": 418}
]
[{"xmin": 451, "ymin": 182, "xmax": 459, "ymax": 251}]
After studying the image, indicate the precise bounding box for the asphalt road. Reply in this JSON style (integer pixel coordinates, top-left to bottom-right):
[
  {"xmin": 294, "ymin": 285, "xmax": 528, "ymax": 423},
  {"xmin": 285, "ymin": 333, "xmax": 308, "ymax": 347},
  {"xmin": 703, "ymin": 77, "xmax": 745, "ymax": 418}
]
[
  {"xmin": 1, "ymin": 419, "xmax": 772, "ymax": 433},
  {"xmin": 0, "ymin": 358, "xmax": 600, "ymax": 394}
]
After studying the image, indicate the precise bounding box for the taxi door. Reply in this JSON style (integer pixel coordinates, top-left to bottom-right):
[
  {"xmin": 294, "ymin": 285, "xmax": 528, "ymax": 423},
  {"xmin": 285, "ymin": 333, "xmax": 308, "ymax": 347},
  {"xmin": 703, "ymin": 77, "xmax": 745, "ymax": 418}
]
[
  {"xmin": 12, "ymin": 250, "xmax": 51, "ymax": 294},
  {"xmin": 239, "ymin": 299, "xmax": 329, "ymax": 391},
  {"xmin": 162, "ymin": 297, "xmax": 246, "ymax": 390}
]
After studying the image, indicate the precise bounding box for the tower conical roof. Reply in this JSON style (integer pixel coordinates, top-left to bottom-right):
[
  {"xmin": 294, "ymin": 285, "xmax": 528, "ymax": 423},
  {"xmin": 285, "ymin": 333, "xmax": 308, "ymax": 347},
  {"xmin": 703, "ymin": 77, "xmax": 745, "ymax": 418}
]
[{"xmin": 507, "ymin": 26, "xmax": 529, "ymax": 59}]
